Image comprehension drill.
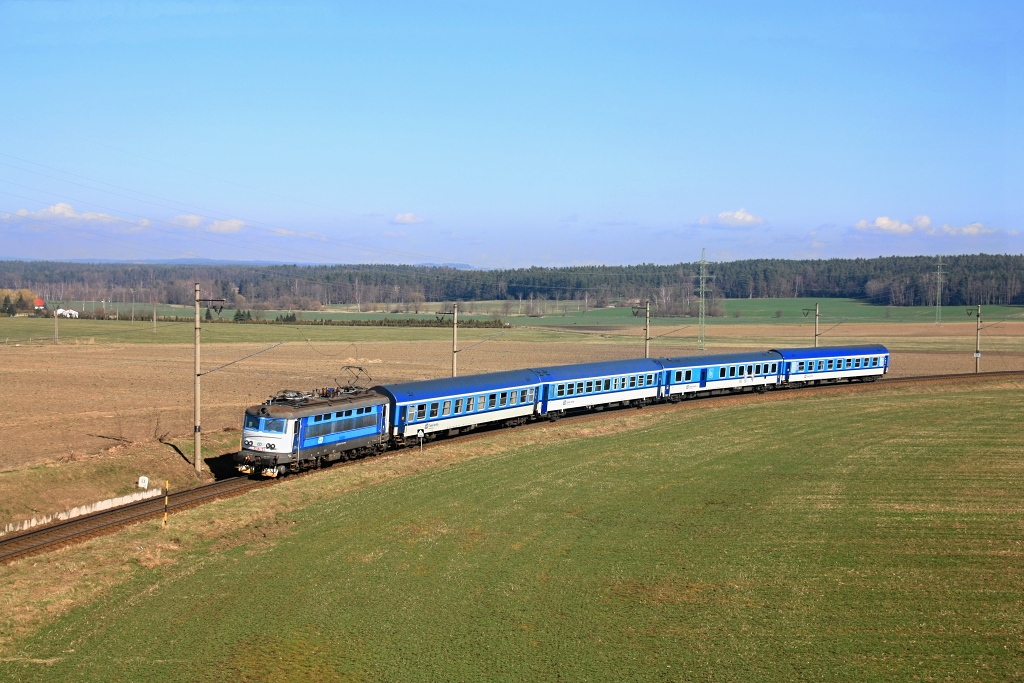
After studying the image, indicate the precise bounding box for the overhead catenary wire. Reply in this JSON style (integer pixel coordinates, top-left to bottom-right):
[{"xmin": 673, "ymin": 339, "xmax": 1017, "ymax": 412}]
[{"xmin": 198, "ymin": 342, "xmax": 286, "ymax": 376}]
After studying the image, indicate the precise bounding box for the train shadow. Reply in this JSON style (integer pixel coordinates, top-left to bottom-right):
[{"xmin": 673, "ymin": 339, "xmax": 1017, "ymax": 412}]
[{"xmin": 203, "ymin": 452, "xmax": 240, "ymax": 481}]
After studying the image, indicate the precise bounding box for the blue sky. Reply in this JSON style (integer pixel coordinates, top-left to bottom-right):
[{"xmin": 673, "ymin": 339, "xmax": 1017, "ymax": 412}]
[{"xmin": 0, "ymin": 1, "xmax": 1021, "ymax": 266}]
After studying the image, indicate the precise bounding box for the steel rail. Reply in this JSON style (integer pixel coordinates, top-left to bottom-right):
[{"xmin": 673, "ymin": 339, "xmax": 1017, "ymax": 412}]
[{"xmin": 3, "ymin": 368, "xmax": 1022, "ymax": 564}]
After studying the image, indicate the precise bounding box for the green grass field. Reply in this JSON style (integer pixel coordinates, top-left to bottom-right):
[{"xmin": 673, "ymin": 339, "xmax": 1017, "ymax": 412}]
[
  {"xmin": 5, "ymin": 382, "xmax": 1022, "ymax": 681},
  {"xmin": 3, "ymin": 296, "xmax": 1022, "ymax": 347},
  {"xmin": 44, "ymin": 297, "xmax": 1024, "ymax": 328}
]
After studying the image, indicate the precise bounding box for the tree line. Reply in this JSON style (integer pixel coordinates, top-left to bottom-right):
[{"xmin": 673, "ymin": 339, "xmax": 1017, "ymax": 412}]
[{"xmin": 0, "ymin": 254, "xmax": 1020, "ymax": 312}]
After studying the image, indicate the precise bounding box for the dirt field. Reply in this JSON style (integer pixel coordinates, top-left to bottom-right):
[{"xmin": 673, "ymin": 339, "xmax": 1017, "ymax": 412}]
[
  {"xmin": 0, "ymin": 322, "xmax": 1021, "ymax": 525},
  {"xmin": 2, "ymin": 323, "xmax": 1022, "ymax": 473}
]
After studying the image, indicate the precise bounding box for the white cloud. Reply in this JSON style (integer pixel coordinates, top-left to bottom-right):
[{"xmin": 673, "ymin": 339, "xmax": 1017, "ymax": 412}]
[
  {"xmin": 392, "ymin": 212, "xmax": 425, "ymax": 224},
  {"xmin": 4, "ymin": 202, "xmax": 150, "ymax": 231},
  {"xmin": 912, "ymin": 215, "xmax": 931, "ymax": 229},
  {"xmin": 716, "ymin": 208, "xmax": 764, "ymax": 227},
  {"xmin": 931, "ymin": 222, "xmax": 996, "ymax": 237},
  {"xmin": 175, "ymin": 214, "xmax": 203, "ymax": 228},
  {"xmin": 209, "ymin": 218, "xmax": 244, "ymax": 234},
  {"xmin": 854, "ymin": 216, "xmax": 914, "ymax": 234}
]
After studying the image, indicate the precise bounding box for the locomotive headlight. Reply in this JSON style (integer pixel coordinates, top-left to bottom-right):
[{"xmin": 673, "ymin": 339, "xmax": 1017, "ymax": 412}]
[
  {"xmin": 267, "ymin": 443, "xmax": 276, "ymax": 450},
  {"xmin": 243, "ymin": 439, "xmax": 252, "ymax": 447}
]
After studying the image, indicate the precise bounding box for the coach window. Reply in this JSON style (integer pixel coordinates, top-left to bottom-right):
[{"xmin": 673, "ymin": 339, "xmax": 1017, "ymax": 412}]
[
  {"xmin": 415, "ymin": 404, "xmax": 426, "ymax": 421},
  {"xmin": 510, "ymin": 391, "xmax": 518, "ymax": 406},
  {"xmin": 575, "ymin": 382, "xmax": 583, "ymax": 394},
  {"xmin": 728, "ymin": 366, "xmax": 735, "ymax": 378},
  {"xmin": 429, "ymin": 403, "xmax": 439, "ymax": 419},
  {"xmin": 585, "ymin": 381, "xmax": 593, "ymax": 393},
  {"xmin": 488, "ymin": 394, "xmax": 497, "ymax": 409},
  {"xmin": 567, "ymin": 383, "xmax": 575, "ymax": 395},
  {"xmin": 684, "ymin": 369, "xmax": 692, "ymax": 382},
  {"xmin": 628, "ymin": 376, "xmax": 636, "ymax": 388},
  {"xmin": 872, "ymin": 357, "xmax": 878, "ymax": 367},
  {"xmin": 442, "ymin": 400, "xmax": 451, "ymax": 416},
  {"xmin": 454, "ymin": 399, "xmax": 463, "ymax": 414},
  {"xmin": 827, "ymin": 359, "xmax": 833, "ymax": 370},
  {"xmin": 798, "ymin": 362, "xmax": 805, "ymax": 372},
  {"xmin": 557, "ymin": 384, "xmax": 565, "ymax": 397},
  {"xmin": 613, "ymin": 378, "xmax": 619, "ymax": 389}
]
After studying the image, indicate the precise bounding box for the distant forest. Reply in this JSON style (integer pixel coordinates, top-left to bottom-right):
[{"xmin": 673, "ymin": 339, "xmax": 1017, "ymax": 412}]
[{"xmin": 0, "ymin": 255, "xmax": 1021, "ymax": 315}]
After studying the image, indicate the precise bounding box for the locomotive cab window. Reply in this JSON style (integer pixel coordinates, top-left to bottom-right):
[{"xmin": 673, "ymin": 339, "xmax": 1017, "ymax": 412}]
[
  {"xmin": 244, "ymin": 415, "xmax": 260, "ymax": 430},
  {"xmin": 264, "ymin": 419, "xmax": 286, "ymax": 433}
]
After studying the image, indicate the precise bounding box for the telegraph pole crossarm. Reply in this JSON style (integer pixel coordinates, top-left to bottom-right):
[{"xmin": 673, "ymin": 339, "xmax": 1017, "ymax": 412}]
[{"xmin": 193, "ymin": 283, "xmax": 226, "ymax": 478}]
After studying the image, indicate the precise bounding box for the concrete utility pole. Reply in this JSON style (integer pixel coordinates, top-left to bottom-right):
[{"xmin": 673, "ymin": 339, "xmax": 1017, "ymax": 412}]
[
  {"xmin": 644, "ymin": 300, "xmax": 651, "ymax": 359},
  {"xmin": 935, "ymin": 255, "xmax": 943, "ymax": 326},
  {"xmin": 194, "ymin": 283, "xmax": 202, "ymax": 477},
  {"xmin": 815, "ymin": 302, "xmax": 819, "ymax": 348},
  {"xmin": 974, "ymin": 304, "xmax": 981, "ymax": 373},
  {"xmin": 192, "ymin": 285, "xmax": 226, "ymax": 477},
  {"xmin": 697, "ymin": 248, "xmax": 707, "ymax": 351},
  {"xmin": 53, "ymin": 305, "xmax": 58, "ymax": 344},
  {"xmin": 152, "ymin": 301, "xmax": 156, "ymax": 333},
  {"xmin": 802, "ymin": 303, "xmax": 820, "ymax": 347},
  {"xmin": 452, "ymin": 302, "xmax": 458, "ymax": 378}
]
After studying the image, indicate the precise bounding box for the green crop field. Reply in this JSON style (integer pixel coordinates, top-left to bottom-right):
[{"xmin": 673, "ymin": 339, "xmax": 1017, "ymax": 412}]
[{"xmin": 4, "ymin": 380, "xmax": 1022, "ymax": 681}]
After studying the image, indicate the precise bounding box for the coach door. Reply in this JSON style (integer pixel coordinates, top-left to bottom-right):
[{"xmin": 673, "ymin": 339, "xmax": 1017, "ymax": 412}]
[{"xmin": 699, "ymin": 368, "xmax": 707, "ymax": 388}]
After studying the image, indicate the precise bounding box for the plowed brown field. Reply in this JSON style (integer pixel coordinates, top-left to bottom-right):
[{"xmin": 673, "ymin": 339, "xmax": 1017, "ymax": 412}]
[{"xmin": 3, "ymin": 321, "xmax": 1022, "ymax": 473}]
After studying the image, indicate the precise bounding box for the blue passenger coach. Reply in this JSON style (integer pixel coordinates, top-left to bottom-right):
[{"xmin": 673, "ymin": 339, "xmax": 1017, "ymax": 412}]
[
  {"xmin": 660, "ymin": 351, "xmax": 782, "ymax": 397},
  {"xmin": 774, "ymin": 344, "xmax": 889, "ymax": 384},
  {"xmin": 375, "ymin": 369, "xmax": 540, "ymax": 441},
  {"xmin": 533, "ymin": 359, "xmax": 665, "ymax": 416}
]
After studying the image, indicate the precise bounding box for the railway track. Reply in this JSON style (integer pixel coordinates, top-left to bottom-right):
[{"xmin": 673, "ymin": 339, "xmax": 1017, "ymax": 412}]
[
  {"xmin": 3, "ymin": 369, "xmax": 1021, "ymax": 564},
  {"xmin": 0, "ymin": 476, "xmax": 270, "ymax": 564}
]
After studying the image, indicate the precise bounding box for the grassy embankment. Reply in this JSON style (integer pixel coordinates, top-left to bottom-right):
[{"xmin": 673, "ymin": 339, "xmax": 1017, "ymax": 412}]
[{"xmin": 3, "ymin": 378, "xmax": 1022, "ymax": 681}]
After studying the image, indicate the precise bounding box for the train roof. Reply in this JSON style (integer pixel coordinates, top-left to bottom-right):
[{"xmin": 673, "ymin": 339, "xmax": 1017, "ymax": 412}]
[
  {"xmin": 530, "ymin": 358, "xmax": 666, "ymax": 382},
  {"xmin": 246, "ymin": 390, "xmax": 386, "ymax": 419},
  {"xmin": 374, "ymin": 368, "xmax": 541, "ymax": 403},
  {"xmin": 770, "ymin": 344, "xmax": 889, "ymax": 360},
  {"xmin": 659, "ymin": 351, "xmax": 781, "ymax": 368}
]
